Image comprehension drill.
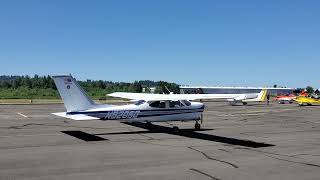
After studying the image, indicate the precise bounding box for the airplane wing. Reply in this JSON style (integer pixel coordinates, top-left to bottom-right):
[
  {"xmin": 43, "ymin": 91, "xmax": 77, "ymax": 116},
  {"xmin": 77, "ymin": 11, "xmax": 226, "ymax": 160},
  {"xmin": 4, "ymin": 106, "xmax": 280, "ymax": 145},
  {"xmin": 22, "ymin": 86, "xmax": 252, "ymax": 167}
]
[
  {"xmin": 52, "ymin": 112, "xmax": 99, "ymax": 120},
  {"xmin": 108, "ymin": 92, "xmax": 257, "ymax": 101}
]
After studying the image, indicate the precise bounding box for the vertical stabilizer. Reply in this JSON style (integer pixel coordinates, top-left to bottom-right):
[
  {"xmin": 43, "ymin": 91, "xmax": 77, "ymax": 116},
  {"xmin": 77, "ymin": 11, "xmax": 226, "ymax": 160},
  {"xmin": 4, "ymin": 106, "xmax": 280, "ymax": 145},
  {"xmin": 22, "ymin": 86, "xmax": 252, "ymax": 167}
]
[
  {"xmin": 258, "ymin": 89, "xmax": 268, "ymax": 102},
  {"xmin": 52, "ymin": 75, "xmax": 96, "ymax": 112}
]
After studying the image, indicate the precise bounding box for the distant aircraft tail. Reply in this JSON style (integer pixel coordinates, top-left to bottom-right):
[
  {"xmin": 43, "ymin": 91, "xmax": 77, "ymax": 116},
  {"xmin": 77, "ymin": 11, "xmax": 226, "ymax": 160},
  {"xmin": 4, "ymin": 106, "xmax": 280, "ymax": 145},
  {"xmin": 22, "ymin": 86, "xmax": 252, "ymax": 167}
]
[
  {"xmin": 52, "ymin": 75, "xmax": 96, "ymax": 112},
  {"xmin": 257, "ymin": 89, "xmax": 268, "ymax": 101}
]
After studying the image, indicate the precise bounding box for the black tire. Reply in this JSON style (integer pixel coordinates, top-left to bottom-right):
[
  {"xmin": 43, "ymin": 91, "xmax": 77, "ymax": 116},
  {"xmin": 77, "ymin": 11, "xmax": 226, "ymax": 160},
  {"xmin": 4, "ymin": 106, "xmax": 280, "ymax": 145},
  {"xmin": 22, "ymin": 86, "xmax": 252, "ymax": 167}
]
[
  {"xmin": 195, "ymin": 123, "xmax": 201, "ymax": 130},
  {"xmin": 145, "ymin": 122, "xmax": 153, "ymax": 129},
  {"xmin": 172, "ymin": 126, "xmax": 179, "ymax": 134},
  {"xmin": 242, "ymin": 102, "xmax": 248, "ymax": 105}
]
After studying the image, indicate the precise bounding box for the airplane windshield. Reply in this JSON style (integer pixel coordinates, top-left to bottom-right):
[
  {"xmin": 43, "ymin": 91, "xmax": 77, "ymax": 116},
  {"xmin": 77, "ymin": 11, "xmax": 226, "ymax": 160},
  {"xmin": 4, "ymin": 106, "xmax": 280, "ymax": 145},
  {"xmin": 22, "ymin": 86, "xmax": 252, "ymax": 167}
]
[
  {"xmin": 134, "ymin": 100, "xmax": 146, "ymax": 105},
  {"xmin": 181, "ymin": 100, "xmax": 191, "ymax": 106}
]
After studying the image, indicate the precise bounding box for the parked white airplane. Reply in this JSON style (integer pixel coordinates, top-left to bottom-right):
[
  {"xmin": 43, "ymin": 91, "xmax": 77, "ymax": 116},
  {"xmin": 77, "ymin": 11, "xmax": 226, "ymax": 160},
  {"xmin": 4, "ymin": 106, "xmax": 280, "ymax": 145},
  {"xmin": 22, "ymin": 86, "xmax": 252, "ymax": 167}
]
[
  {"xmin": 111, "ymin": 89, "xmax": 267, "ymax": 106},
  {"xmin": 52, "ymin": 75, "xmax": 264, "ymax": 133},
  {"xmin": 227, "ymin": 89, "xmax": 267, "ymax": 105}
]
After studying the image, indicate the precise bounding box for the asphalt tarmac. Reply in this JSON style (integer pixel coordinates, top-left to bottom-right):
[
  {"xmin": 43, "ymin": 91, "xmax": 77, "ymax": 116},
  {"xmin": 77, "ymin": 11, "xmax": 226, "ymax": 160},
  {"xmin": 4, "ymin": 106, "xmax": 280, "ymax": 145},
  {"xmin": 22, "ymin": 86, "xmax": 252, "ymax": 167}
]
[{"xmin": 0, "ymin": 102, "xmax": 320, "ymax": 180}]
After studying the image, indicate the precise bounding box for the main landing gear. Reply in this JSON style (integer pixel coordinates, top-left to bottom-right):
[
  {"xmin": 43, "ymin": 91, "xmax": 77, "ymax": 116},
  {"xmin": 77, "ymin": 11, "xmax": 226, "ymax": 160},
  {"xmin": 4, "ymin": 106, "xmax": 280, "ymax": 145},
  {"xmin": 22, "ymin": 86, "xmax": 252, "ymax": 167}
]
[
  {"xmin": 145, "ymin": 122, "xmax": 180, "ymax": 134},
  {"xmin": 172, "ymin": 126, "xmax": 180, "ymax": 134},
  {"xmin": 145, "ymin": 122, "xmax": 153, "ymax": 129}
]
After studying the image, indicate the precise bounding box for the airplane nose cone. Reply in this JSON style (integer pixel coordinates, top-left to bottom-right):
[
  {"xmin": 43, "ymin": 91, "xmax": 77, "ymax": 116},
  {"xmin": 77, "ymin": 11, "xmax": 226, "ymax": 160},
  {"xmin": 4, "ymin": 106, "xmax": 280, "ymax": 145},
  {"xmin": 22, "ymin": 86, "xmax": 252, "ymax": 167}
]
[
  {"xmin": 191, "ymin": 102, "xmax": 205, "ymax": 109},
  {"xmin": 197, "ymin": 103, "xmax": 205, "ymax": 109}
]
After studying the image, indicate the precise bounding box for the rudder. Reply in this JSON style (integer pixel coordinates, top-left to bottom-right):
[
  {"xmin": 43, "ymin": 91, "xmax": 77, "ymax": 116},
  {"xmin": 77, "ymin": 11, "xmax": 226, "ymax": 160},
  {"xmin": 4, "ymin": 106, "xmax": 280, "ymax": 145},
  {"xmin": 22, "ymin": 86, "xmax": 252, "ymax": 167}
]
[{"xmin": 258, "ymin": 89, "xmax": 268, "ymax": 102}]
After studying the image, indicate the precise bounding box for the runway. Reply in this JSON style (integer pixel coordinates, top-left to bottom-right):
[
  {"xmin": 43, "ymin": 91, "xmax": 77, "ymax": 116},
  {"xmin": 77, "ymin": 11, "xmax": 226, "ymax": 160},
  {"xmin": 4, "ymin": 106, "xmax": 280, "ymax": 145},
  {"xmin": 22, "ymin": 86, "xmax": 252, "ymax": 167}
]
[{"xmin": 0, "ymin": 102, "xmax": 320, "ymax": 180}]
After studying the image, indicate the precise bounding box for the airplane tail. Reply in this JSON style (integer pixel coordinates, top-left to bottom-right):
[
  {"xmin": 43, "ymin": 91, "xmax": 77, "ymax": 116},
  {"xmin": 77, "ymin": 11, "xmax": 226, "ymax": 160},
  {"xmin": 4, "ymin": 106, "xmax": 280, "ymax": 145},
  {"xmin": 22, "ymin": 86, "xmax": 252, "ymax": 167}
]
[
  {"xmin": 52, "ymin": 75, "xmax": 96, "ymax": 112},
  {"xmin": 257, "ymin": 89, "xmax": 268, "ymax": 102}
]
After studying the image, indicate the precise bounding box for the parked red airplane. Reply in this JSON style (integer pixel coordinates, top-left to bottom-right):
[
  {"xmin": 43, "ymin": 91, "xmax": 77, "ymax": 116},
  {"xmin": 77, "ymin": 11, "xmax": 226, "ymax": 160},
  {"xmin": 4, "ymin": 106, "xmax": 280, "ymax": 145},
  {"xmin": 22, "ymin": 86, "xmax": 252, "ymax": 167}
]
[
  {"xmin": 275, "ymin": 94, "xmax": 296, "ymax": 104},
  {"xmin": 275, "ymin": 91, "xmax": 308, "ymax": 104}
]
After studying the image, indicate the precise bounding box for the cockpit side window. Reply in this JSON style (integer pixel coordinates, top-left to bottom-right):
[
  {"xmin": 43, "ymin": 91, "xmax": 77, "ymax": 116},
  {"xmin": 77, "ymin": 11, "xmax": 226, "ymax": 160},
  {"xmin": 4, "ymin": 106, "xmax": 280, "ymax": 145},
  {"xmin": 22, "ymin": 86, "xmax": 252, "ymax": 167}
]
[
  {"xmin": 169, "ymin": 100, "xmax": 184, "ymax": 108},
  {"xmin": 149, "ymin": 101, "xmax": 160, "ymax": 107},
  {"xmin": 149, "ymin": 100, "xmax": 189, "ymax": 108},
  {"xmin": 149, "ymin": 101, "xmax": 166, "ymax": 108},
  {"xmin": 159, "ymin": 101, "xmax": 166, "ymax": 108}
]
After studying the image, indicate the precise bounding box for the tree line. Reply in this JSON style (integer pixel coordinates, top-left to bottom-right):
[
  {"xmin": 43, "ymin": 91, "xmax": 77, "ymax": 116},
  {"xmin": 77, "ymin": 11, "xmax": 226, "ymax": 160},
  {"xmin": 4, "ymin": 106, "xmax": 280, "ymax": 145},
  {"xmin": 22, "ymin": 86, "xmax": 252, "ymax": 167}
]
[{"xmin": 0, "ymin": 75, "xmax": 180, "ymax": 99}]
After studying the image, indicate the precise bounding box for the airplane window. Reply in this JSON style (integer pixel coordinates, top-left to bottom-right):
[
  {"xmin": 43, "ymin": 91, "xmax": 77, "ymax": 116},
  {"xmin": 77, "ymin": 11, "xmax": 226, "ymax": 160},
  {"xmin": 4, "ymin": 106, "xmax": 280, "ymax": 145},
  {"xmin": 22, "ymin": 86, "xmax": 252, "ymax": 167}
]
[
  {"xmin": 169, "ymin": 101, "xmax": 183, "ymax": 107},
  {"xmin": 149, "ymin": 101, "xmax": 160, "ymax": 107},
  {"xmin": 182, "ymin": 100, "xmax": 191, "ymax": 106},
  {"xmin": 134, "ymin": 100, "xmax": 146, "ymax": 105},
  {"xmin": 169, "ymin": 101, "xmax": 175, "ymax": 107},
  {"xmin": 149, "ymin": 101, "xmax": 166, "ymax": 108},
  {"xmin": 159, "ymin": 101, "xmax": 166, "ymax": 108}
]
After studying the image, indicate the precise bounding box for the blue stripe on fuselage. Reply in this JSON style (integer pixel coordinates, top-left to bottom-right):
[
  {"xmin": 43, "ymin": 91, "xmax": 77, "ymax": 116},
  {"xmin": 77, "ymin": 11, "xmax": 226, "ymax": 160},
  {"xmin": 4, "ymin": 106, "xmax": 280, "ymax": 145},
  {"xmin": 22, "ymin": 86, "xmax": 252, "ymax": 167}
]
[
  {"xmin": 66, "ymin": 107, "xmax": 204, "ymax": 120},
  {"xmin": 66, "ymin": 106, "xmax": 204, "ymax": 115}
]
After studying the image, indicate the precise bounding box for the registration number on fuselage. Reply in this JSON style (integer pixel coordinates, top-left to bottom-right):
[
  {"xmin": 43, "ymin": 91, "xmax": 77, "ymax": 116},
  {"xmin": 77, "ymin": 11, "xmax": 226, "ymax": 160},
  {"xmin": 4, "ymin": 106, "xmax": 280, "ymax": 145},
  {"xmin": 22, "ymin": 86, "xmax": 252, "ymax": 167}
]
[{"xmin": 104, "ymin": 111, "xmax": 140, "ymax": 120}]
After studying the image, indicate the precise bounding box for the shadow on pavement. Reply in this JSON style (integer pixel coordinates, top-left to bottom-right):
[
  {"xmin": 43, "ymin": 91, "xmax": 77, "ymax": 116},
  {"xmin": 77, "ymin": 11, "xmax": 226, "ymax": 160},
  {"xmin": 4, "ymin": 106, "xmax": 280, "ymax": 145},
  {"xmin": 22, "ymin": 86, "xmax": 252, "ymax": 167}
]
[
  {"xmin": 61, "ymin": 122, "xmax": 274, "ymax": 148},
  {"xmin": 61, "ymin": 130, "xmax": 108, "ymax": 141},
  {"xmin": 121, "ymin": 122, "xmax": 274, "ymax": 148}
]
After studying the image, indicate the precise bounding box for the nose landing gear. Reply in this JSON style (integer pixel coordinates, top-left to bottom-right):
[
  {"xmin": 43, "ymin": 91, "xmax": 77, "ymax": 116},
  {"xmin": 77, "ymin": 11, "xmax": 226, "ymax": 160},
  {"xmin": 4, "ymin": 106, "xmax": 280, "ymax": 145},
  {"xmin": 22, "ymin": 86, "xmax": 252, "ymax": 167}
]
[
  {"xmin": 195, "ymin": 121, "xmax": 201, "ymax": 130},
  {"xmin": 195, "ymin": 113, "xmax": 203, "ymax": 130}
]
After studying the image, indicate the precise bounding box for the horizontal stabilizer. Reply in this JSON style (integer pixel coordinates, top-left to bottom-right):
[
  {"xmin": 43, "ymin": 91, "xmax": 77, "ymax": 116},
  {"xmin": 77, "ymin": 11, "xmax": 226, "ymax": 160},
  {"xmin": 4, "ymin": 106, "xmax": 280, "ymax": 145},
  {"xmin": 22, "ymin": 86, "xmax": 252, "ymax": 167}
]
[{"xmin": 52, "ymin": 112, "xmax": 99, "ymax": 121}]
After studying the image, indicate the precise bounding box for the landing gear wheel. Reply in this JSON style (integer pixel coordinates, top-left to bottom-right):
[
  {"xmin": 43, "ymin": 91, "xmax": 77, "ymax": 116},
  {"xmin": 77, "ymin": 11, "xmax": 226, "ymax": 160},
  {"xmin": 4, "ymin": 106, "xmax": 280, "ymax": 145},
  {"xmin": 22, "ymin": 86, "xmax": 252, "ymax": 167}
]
[
  {"xmin": 145, "ymin": 122, "xmax": 153, "ymax": 129},
  {"xmin": 195, "ymin": 122, "xmax": 201, "ymax": 130},
  {"xmin": 172, "ymin": 126, "xmax": 180, "ymax": 134},
  {"xmin": 242, "ymin": 102, "xmax": 248, "ymax": 105}
]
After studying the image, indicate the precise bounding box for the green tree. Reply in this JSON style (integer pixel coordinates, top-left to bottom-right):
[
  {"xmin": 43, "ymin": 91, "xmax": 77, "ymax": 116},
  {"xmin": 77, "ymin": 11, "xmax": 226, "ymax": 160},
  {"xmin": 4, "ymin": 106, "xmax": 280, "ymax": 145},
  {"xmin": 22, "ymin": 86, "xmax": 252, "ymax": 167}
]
[
  {"xmin": 131, "ymin": 81, "xmax": 143, "ymax": 93},
  {"xmin": 306, "ymin": 86, "xmax": 314, "ymax": 94},
  {"xmin": 0, "ymin": 74, "xmax": 180, "ymax": 99},
  {"xmin": 97, "ymin": 80, "xmax": 106, "ymax": 89}
]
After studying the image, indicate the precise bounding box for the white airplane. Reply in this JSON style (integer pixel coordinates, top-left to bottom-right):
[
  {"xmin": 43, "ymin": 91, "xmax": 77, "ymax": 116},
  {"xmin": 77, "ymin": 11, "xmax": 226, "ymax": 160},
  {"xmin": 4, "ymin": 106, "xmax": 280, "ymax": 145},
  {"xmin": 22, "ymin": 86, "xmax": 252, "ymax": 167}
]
[
  {"xmin": 227, "ymin": 89, "xmax": 267, "ymax": 105},
  {"xmin": 52, "ymin": 75, "xmax": 264, "ymax": 133},
  {"xmin": 111, "ymin": 89, "xmax": 267, "ymax": 106}
]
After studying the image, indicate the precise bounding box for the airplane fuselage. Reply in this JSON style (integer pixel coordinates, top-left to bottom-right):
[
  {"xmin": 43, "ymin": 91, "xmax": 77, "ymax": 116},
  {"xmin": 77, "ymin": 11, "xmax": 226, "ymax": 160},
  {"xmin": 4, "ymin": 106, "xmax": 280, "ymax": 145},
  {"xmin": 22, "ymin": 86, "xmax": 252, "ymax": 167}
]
[{"xmin": 66, "ymin": 102, "xmax": 205, "ymax": 122}]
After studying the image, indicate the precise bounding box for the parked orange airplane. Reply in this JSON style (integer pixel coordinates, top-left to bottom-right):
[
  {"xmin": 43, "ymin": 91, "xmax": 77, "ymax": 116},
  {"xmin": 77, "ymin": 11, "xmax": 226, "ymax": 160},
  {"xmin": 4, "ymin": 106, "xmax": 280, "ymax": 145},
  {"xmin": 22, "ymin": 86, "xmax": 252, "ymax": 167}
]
[
  {"xmin": 275, "ymin": 91, "xmax": 308, "ymax": 104},
  {"xmin": 275, "ymin": 94, "xmax": 296, "ymax": 104}
]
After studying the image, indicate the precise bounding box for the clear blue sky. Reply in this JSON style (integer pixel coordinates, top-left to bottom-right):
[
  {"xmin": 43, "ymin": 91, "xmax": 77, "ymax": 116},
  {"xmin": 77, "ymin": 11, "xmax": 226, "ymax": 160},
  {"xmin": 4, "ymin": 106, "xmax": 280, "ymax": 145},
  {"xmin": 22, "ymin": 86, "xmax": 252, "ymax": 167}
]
[{"xmin": 0, "ymin": 0, "xmax": 319, "ymax": 88}]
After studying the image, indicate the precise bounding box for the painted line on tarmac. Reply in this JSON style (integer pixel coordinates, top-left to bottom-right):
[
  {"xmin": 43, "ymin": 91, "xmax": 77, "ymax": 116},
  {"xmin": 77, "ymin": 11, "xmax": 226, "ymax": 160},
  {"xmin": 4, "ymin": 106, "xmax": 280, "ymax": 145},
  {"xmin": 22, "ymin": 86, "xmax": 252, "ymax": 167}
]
[
  {"xmin": 0, "ymin": 133, "xmax": 62, "ymax": 138},
  {"xmin": 245, "ymin": 113, "xmax": 266, "ymax": 116},
  {"xmin": 216, "ymin": 113, "xmax": 264, "ymax": 117},
  {"xmin": 17, "ymin": 112, "xmax": 28, "ymax": 118}
]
